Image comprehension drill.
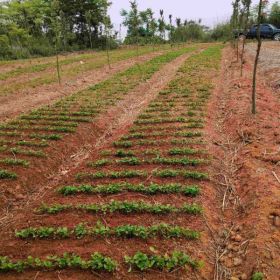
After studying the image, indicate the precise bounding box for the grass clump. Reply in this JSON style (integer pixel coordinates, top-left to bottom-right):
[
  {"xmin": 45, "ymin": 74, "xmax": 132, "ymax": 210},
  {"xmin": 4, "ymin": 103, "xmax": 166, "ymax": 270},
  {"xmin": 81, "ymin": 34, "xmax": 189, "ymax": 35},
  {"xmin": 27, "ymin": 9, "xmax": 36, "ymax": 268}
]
[
  {"xmin": 0, "ymin": 253, "xmax": 117, "ymax": 272},
  {"xmin": 251, "ymin": 272, "xmax": 264, "ymax": 280},
  {"xmin": 58, "ymin": 183, "xmax": 200, "ymax": 197},
  {"xmin": 0, "ymin": 158, "xmax": 29, "ymax": 167},
  {"xmin": 125, "ymin": 251, "xmax": 201, "ymax": 271},
  {"xmin": 0, "ymin": 169, "xmax": 17, "ymax": 180}
]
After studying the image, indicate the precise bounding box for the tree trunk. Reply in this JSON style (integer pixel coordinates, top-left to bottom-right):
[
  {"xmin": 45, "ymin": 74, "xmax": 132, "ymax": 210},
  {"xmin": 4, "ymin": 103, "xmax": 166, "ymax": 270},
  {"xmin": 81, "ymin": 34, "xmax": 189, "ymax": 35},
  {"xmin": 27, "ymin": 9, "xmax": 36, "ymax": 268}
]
[
  {"xmin": 240, "ymin": 36, "xmax": 246, "ymax": 76},
  {"xmin": 55, "ymin": 39, "xmax": 61, "ymax": 85},
  {"xmin": 106, "ymin": 30, "xmax": 111, "ymax": 69},
  {"xmin": 252, "ymin": 0, "xmax": 263, "ymax": 114}
]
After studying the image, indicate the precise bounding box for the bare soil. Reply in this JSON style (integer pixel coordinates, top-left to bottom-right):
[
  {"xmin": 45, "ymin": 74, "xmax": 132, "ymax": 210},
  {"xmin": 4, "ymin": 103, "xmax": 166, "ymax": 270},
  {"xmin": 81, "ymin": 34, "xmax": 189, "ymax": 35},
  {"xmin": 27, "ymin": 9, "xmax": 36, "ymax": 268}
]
[
  {"xmin": 246, "ymin": 41, "xmax": 280, "ymax": 94},
  {"xmin": 206, "ymin": 44, "xmax": 280, "ymax": 279}
]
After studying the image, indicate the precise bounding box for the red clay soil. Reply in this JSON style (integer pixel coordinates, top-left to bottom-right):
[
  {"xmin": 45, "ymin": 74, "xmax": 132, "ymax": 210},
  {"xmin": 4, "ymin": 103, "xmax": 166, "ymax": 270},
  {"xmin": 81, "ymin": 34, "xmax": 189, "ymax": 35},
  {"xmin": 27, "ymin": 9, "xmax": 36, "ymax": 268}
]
[
  {"xmin": 0, "ymin": 50, "xmax": 198, "ymax": 227},
  {"xmin": 205, "ymin": 45, "xmax": 280, "ymax": 279},
  {"xmin": 0, "ymin": 50, "xmax": 165, "ymax": 123}
]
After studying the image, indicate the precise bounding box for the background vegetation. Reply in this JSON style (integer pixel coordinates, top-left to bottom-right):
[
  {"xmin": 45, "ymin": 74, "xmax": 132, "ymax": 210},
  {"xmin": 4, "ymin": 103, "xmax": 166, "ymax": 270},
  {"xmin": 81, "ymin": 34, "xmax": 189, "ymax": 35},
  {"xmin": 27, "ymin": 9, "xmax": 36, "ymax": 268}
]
[{"xmin": 0, "ymin": 0, "xmax": 279, "ymax": 60}]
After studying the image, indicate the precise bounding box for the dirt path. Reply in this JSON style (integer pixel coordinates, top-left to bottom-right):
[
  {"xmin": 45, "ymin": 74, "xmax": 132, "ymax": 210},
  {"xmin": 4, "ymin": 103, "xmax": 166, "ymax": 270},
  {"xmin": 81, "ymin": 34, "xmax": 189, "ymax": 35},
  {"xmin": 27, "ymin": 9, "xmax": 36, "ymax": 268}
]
[
  {"xmin": 206, "ymin": 46, "xmax": 280, "ymax": 279},
  {"xmin": 246, "ymin": 41, "xmax": 280, "ymax": 93},
  {"xmin": 0, "ymin": 50, "xmax": 165, "ymax": 123},
  {"xmin": 0, "ymin": 50, "xmax": 198, "ymax": 228}
]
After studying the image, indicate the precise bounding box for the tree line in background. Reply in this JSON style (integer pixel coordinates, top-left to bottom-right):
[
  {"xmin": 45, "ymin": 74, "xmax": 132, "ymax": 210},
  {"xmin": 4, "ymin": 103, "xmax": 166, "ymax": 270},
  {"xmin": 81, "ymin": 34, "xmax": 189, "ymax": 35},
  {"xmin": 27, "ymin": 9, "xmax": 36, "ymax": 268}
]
[
  {"xmin": 0, "ymin": 0, "xmax": 279, "ymax": 60},
  {"xmin": 0, "ymin": 0, "xmax": 115, "ymax": 59}
]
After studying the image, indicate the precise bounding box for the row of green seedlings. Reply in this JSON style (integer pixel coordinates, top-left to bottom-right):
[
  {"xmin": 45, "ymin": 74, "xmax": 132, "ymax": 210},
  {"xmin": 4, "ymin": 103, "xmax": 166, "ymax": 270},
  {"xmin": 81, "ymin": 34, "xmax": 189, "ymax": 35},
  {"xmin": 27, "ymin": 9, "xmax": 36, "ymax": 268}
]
[
  {"xmin": 38, "ymin": 200, "xmax": 202, "ymax": 215},
  {"xmin": 0, "ymin": 47, "xmax": 197, "ymax": 180},
  {"xmin": 15, "ymin": 221, "xmax": 200, "ymax": 240},
  {"xmin": 0, "ymin": 251, "xmax": 201, "ymax": 273},
  {"xmin": 0, "ymin": 45, "xmax": 158, "ymax": 81},
  {"xmin": 88, "ymin": 156, "xmax": 206, "ymax": 168},
  {"xmin": 76, "ymin": 169, "xmax": 208, "ymax": 182},
  {"xmin": 57, "ymin": 183, "xmax": 200, "ymax": 196},
  {"xmin": 100, "ymin": 148, "xmax": 205, "ymax": 158},
  {"xmin": 112, "ymin": 139, "xmax": 205, "ymax": 148}
]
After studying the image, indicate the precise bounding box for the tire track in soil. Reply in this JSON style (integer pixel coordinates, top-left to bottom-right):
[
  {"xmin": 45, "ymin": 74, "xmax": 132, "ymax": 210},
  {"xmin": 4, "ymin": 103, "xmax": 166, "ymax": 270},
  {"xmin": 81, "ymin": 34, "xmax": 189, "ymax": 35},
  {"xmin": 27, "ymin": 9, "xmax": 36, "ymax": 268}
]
[
  {"xmin": 0, "ymin": 50, "xmax": 166, "ymax": 123},
  {"xmin": 0, "ymin": 49, "xmax": 201, "ymax": 229}
]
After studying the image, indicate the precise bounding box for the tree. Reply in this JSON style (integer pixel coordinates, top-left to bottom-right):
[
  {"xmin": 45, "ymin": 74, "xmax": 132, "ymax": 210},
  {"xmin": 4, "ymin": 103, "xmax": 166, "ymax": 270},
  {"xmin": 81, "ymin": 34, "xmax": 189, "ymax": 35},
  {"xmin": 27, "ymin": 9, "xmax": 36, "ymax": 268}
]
[
  {"xmin": 240, "ymin": 0, "xmax": 252, "ymax": 77},
  {"xmin": 158, "ymin": 9, "xmax": 166, "ymax": 41},
  {"xmin": 269, "ymin": 2, "xmax": 280, "ymax": 27},
  {"xmin": 50, "ymin": 0, "xmax": 62, "ymax": 85},
  {"xmin": 252, "ymin": 0, "xmax": 268, "ymax": 114},
  {"xmin": 121, "ymin": 0, "xmax": 142, "ymax": 51},
  {"xmin": 168, "ymin": 14, "xmax": 174, "ymax": 47},
  {"xmin": 104, "ymin": 16, "xmax": 112, "ymax": 69},
  {"xmin": 231, "ymin": 0, "xmax": 241, "ymax": 61}
]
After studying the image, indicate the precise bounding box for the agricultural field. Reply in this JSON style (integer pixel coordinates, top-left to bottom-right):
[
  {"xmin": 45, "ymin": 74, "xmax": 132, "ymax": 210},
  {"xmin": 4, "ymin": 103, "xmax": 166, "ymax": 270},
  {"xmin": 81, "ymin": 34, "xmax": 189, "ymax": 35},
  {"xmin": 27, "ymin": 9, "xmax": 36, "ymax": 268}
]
[
  {"xmin": 0, "ymin": 43, "xmax": 223, "ymax": 279},
  {"xmin": 0, "ymin": 40, "xmax": 279, "ymax": 280},
  {"xmin": 0, "ymin": 45, "xmax": 172, "ymax": 122}
]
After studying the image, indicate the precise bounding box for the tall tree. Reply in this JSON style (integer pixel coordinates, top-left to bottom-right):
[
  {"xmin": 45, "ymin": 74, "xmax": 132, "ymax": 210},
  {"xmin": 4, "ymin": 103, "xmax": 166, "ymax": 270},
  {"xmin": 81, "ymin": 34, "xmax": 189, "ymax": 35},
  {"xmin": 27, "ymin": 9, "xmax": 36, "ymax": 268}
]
[
  {"xmin": 104, "ymin": 15, "xmax": 112, "ymax": 69},
  {"xmin": 269, "ymin": 2, "xmax": 280, "ymax": 28},
  {"xmin": 121, "ymin": 0, "xmax": 142, "ymax": 53},
  {"xmin": 50, "ymin": 0, "xmax": 62, "ymax": 85},
  {"xmin": 252, "ymin": 0, "xmax": 268, "ymax": 114},
  {"xmin": 158, "ymin": 9, "xmax": 166, "ymax": 41},
  {"xmin": 231, "ymin": 0, "xmax": 241, "ymax": 61},
  {"xmin": 240, "ymin": 0, "xmax": 252, "ymax": 77},
  {"xmin": 168, "ymin": 14, "xmax": 174, "ymax": 47}
]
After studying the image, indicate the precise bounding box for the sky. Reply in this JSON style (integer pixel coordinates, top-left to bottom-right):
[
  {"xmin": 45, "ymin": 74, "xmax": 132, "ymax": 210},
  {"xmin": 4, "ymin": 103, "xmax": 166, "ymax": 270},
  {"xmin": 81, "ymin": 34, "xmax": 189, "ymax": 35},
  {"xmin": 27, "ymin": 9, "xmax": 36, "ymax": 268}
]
[{"xmin": 109, "ymin": 0, "xmax": 278, "ymax": 33}]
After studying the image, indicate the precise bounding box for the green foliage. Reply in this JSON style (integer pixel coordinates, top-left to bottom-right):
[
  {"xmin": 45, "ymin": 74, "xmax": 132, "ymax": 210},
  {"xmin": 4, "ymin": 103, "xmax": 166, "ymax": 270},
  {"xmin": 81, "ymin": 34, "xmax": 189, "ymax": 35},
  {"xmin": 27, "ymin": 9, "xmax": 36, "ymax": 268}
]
[
  {"xmin": 269, "ymin": 3, "xmax": 280, "ymax": 28},
  {"xmin": 76, "ymin": 170, "xmax": 146, "ymax": 181},
  {"xmin": 0, "ymin": 0, "xmax": 114, "ymax": 59},
  {"xmin": 58, "ymin": 183, "xmax": 200, "ymax": 196},
  {"xmin": 151, "ymin": 157, "xmax": 204, "ymax": 166},
  {"xmin": 169, "ymin": 148, "xmax": 203, "ymax": 155},
  {"xmin": 125, "ymin": 251, "xmax": 201, "ymax": 271},
  {"xmin": 251, "ymin": 272, "xmax": 264, "ymax": 280},
  {"xmin": 117, "ymin": 157, "xmax": 141, "ymax": 165},
  {"xmin": 0, "ymin": 253, "xmax": 117, "ymax": 272},
  {"xmin": 16, "ymin": 222, "xmax": 200, "ymax": 240},
  {"xmin": 115, "ymin": 150, "xmax": 135, "ymax": 157},
  {"xmin": 0, "ymin": 158, "xmax": 29, "ymax": 167},
  {"xmin": 113, "ymin": 141, "xmax": 133, "ymax": 148},
  {"xmin": 38, "ymin": 200, "xmax": 202, "ymax": 215},
  {"xmin": 0, "ymin": 169, "xmax": 17, "ymax": 180},
  {"xmin": 87, "ymin": 159, "xmax": 111, "ymax": 167}
]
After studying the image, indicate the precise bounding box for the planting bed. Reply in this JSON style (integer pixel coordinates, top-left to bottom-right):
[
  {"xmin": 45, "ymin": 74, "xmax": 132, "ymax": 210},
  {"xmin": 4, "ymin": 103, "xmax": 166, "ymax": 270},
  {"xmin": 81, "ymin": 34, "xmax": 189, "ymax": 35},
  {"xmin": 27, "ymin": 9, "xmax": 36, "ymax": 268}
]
[
  {"xmin": 0, "ymin": 45, "xmax": 222, "ymax": 279},
  {"xmin": 0, "ymin": 46, "xmax": 169, "ymax": 122},
  {"xmin": 0, "ymin": 46, "xmax": 203, "ymax": 216}
]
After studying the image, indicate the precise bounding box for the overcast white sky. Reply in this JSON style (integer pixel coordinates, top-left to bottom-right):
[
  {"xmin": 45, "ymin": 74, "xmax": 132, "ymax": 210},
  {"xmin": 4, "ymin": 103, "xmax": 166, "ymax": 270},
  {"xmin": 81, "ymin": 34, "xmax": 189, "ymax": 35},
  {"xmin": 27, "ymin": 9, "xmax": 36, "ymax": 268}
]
[{"xmin": 109, "ymin": 0, "xmax": 279, "ymax": 31}]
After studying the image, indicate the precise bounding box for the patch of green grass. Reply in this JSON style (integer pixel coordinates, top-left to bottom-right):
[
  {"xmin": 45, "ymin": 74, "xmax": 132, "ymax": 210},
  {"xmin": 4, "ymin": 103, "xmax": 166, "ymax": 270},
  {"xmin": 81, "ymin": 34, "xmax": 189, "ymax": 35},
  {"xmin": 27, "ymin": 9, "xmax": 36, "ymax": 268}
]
[
  {"xmin": 39, "ymin": 201, "xmax": 202, "ymax": 215},
  {"xmin": 17, "ymin": 140, "xmax": 48, "ymax": 147},
  {"xmin": 0, "ymin": 169, "xmax": 17, "ymax": 180},
  {"xmin": 76, "ymin": 170, "xmax": 146, "ymax": 181},
  {"xmin": 113, "ymin": 141, "xmax": 133, "ymax": 148},
  {"xmin": 10, "ymin": 148, "xmax": 46, "ymax": 158},
  {"xmin": 251, "ymin": 272, "xmax": 264, "ymax": 280},
  {"xmin": 87, "ymin": 159, "xmax": 112, "ymax": 167},
  {"xmin": 15, "ymin": 222, "xmax": 200, "ymax": 240},
  {"xmin": 0, "ymin": 253, "xmax": 117, "ymax": 272},
  {"xmin": 29, "ymin": 133, "xmax": 62, "ymax": 141},
  {"xmin": 169, "ymin": 148, "xmax": 203, "ymax": 155},
  {"xmin": 0, "ymin": 158, "xmax": 29, "ymax": 167},
  {"xmin": 153, "ymin": 169, "xmax": 208, "ymax": 180},
  {"xmin": 151, "ymin": 157, "xmax": 204, "ymax": 166},
  {"xmin": 58, "ymin": 183, "xmax": 200, "ymax": 197},
  {"xmin": 125, "ymin": 251, "xmax": 201, "ymax": 271}
]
